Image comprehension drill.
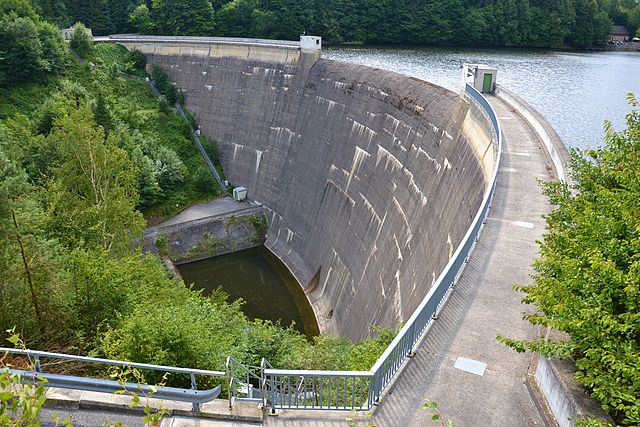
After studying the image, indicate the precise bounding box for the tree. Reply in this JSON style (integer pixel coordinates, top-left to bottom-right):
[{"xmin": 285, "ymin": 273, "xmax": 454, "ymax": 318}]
[
  {"xmin": 0, "ymin": 140, "xmax": 70, "ymax": 344},
  {"xmin": 38, "ymin": 20, "xmax": 67, "ymax": 74},
  {"xmin": 149, "ymin": 0, "xmax": 213, "ymax": 35},
  {"xmin": 568, "ymin": 0, "xmax": 611, "ymax": 48},
  {"xmin": 150, "ymin": 64, "xmax": 178, "ymax": 105},
  {"xmin": 499, "ymin": 94, "xmax": 640, "ymax": 426},
  {"xmin": 128, "ymin": 3, "xmax": 153, "ymax": 33},
  {"xmin": 31, "ymin": 0, "xmax": 70, "ymax": 26},
  {"xmin": 45, "ymin": 104, "xmax": 145, "ymax": 255},
  {"xmin": 0, "ymin": 13, "xmax": 45, "ymax": 85},
  {"xmin": 0, "ymin": 0, "xmax": 39, "ymax": 21},
  {"xmin": 70, "ymin": 22, "xmax": 94, "ymax": 57},
  {"xmin": 107, "ymin": 0, "xmax": 136, "ymax": 33},
  {"xmin": 66, "ymin": 0, "xmax": 113, "ymax": 35}
]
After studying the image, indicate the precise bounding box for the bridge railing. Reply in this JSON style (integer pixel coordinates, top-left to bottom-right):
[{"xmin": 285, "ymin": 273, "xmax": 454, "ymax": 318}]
[
  {"xmin": 262, "ymin": 83, "xmax": 503, "ymax": 411},
  {"xmin": 0, "ymin": 347, "xmax": 225, "ymax": 412}
]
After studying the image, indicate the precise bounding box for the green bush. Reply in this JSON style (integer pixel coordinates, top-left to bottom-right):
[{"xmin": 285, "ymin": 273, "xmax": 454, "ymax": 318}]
[
  {"xmin": 128, "ymin": 49, "xmax": 146, "ymax": 70},
  {"xmin": 151, "ymin": 64, "xmax": 178, "ymax": 105},
  {"xmin": 69, "ymin": 22, "xmax": 93, "ymax": 57},
  {"xmin": 499, "ymin": 94, "xmax": 640, "ymax": 426}
]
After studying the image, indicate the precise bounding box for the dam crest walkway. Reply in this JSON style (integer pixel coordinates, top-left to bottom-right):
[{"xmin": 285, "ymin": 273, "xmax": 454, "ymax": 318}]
[{"xmin": 256, "ymin": 94, "xmax": 556, "ymax": 426}]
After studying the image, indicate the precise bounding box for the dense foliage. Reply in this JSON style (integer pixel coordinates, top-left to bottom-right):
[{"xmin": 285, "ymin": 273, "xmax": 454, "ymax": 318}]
[
  {"xmin": 69, "ymin": 21, "xmax": 93, "ymax": 56},
  {"xmin": 499, "ymin": 95, "xmax": 640, "ymax": 426},
  {"xmin": 0, "ymin": 5, "xmax": 394, "ymax": 388},
  {"xmin": 0, "ymin": 0, "xmax": 66, "ymax": 86},
  {"xmin": 25, "ymin": 0, "xmax": 640, "ymax": 48}
]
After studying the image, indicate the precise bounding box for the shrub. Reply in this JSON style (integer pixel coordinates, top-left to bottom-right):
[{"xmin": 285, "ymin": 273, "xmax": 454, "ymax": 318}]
[
  {"xmin": 128, "ymin": 49, "xmax": 146, "ymax": 69},
  {"xmin": 69, "ymin": 22, "xmax": 93, "ymax": 57},
  {"xmin": 151, "ymin": 64, "xmax": 178, "ymax": 105},
  {"xmin": 499, "ymin": 94, "xmax": 640, "ymax": 426}
]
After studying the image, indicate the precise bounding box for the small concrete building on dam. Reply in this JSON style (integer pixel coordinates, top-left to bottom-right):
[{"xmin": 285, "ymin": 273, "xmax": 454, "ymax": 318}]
[{"xmin": 112, "ymin": 35, "xmax": 498, "ymax": 341}]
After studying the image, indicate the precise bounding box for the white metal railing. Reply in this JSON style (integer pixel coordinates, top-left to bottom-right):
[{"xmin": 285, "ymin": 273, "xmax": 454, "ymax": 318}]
[
  {"xmin": 0, "ymin": 347, "xmax": 225, "ymax": 411},
  {"xmin": 263, "ymin": 83, "xmax": 502, "ymax": 411},
  {"xmin": 2, "ymin": 84, "xmax": 502, "ymax": 414}
]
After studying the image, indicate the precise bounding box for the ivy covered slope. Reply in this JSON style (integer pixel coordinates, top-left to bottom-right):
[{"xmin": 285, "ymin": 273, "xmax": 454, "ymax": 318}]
[
  {"xmin": 0, "ymin": 0, "xmax": 394, "ymax": 383},
  {"xmin": 500, "ymin": 96, "xmax": 640, "ymax": 426}
]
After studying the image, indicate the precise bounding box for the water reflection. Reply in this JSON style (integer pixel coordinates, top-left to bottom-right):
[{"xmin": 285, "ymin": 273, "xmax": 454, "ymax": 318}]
[{"xmin": 325, "ymin": 46, "xmax": 640, "ymax": 150}]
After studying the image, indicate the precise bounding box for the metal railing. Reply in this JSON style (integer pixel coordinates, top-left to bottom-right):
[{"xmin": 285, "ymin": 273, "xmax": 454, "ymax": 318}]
[
  {"xmin": 261, "ymin": 83, "xmax": 502, "ymax": 411},
  {"xmin": 226, "ymin": 357, "xmax": 263, "ymax": 409},
  {"xmin": 0, "ymin": 347, "xmax": 225, "ymax": 411},
  {"xmin": 145, "ymin": 79, "xmax": 228, "ymax": 195},
  {"xmin": 2, "ymin": 84, "xmax": 502, "ymax": 414}
]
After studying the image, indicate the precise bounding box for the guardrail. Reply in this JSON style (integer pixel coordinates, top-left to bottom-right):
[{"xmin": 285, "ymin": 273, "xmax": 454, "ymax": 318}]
[
  {"xmin": 261, "ymin": 83, "xmax": 503, "ymax": 411},
  {"xmin": 0, "ymin": 347, "xmax": 225, "ymax": 411},
  {"xmin": 2, "ymin": 84, "xmax": 502, "ymax": 414}
]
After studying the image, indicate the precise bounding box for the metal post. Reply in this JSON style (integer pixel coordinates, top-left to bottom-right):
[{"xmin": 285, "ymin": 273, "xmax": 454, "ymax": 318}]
[{"xmin": 190, "ymin": 373, "xmax": 201, "ymax": 412}]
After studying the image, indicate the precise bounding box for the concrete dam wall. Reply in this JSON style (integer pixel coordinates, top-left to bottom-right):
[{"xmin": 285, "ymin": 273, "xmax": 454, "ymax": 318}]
[{"xmin": 122, "ymin": 38, "xmax": 496, "ymax": 340}]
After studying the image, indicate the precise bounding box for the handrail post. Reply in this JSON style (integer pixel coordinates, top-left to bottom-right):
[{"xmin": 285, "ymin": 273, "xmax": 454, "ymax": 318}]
[
  {"xmin": 226, "ymin": 356, "xmax": 233, "ymax": 409},
  {"xmin": 190, "ymin": 373, "xmax": 200, "ymax": 412}
]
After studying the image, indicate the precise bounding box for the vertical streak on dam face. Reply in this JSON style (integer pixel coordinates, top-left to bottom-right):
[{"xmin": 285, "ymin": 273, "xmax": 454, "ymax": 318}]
[{"xmin": 136, "ymin": 42, "xmax": 492, "ymax": 341}]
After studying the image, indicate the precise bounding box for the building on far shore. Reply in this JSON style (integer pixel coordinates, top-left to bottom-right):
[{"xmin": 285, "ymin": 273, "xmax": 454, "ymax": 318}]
[{"xmin": 609, "ymin": 25, "xmax": 630, "ymax": 42}]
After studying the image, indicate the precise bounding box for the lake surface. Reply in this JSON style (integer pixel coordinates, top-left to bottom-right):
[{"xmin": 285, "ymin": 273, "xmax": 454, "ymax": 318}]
[
  {"xmin": 325, "ymin": 46, "xmax": 640, "ymax": 150},
  {"xmin": 178, "ymin": 246, "xmax": 319, "ymax": 338}
]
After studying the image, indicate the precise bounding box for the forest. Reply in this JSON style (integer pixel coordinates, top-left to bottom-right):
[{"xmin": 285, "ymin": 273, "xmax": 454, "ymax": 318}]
[
  {"xmin": 1, "ymin": 0, "xmax": 639, "ymax": 425},
  {"xmin": 0, "ymin": 0, "xmax": 394, "ymax": 391},
  {"xmin": 30, "ymin": 0, "xmax": 640, "ymax": 48}
]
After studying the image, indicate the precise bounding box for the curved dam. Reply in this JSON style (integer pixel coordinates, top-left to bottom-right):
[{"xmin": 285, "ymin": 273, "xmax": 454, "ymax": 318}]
[{"xmin": 117, "ymin": 37, "xmax": 496, "ymax": 340}]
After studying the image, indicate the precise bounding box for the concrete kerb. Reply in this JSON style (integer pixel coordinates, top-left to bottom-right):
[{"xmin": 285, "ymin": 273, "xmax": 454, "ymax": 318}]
[
  {"xmin": 494, "ymin": 84, "xmax": 572, "ymax": 182},
  {"xmin": 43, "ymin": 387, "xmax": 264, "ymax": 424},
  {"xmin": 494, "ymin": 88, "xmax": 613, "ymax": 427}
]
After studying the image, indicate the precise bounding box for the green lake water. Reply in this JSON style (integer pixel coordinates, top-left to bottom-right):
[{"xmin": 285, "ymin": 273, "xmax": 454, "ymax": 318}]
[{"xmin": 177, "ymin": 246, "xmax": 319, "ymax": 338}]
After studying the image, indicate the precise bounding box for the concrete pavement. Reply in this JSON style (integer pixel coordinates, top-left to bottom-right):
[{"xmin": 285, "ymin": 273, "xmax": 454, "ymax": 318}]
[{"xmin": 369, "ymin": 94, "xmax": 553, "ymax": 426}]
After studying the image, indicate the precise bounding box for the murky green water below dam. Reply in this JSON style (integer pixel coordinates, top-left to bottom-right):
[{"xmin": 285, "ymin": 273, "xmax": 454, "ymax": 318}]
[{"xmin": 177, "ymin": 246, "xmax": 319, "ymax": 338}]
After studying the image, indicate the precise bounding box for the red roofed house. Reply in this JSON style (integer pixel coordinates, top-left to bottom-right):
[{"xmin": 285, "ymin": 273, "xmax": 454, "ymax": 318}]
[{"xmin": 609, "ymin": 25, "xmax": 630, "ymax": 42}]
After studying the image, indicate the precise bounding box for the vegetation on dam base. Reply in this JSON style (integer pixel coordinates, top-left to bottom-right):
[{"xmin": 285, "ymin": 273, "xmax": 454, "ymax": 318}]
[{"xmin": 0, "ymin": 2, "xmax": 393, "ymax": 392}]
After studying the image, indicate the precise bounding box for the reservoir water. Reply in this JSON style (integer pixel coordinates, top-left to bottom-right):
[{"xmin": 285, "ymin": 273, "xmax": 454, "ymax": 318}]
[
  {"xmin": 325, "ymin": 46, "xmax": 640, "ymax": 150},
  {"xmin": 177, "ymin": 246, "xmax": 319, "ymax": 339}
]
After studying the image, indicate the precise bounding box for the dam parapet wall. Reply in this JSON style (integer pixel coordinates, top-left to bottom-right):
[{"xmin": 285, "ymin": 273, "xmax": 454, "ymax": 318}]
[
  {"xmin": 102, "ymin": 34, "xmax": 321, "ymax": 65},
  {"xmin": 127, "ymin": 37, "xmax": 497, "ymax": 340},
  {"xmin": 495, "ymin": 84, "xmax": 571, "ymax": 181}
]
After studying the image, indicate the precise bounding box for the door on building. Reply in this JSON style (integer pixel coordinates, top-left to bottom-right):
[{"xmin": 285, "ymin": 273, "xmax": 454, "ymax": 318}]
[{"xmin": 482, "ymin": 74, "xmax": 493, "ymax": 93}]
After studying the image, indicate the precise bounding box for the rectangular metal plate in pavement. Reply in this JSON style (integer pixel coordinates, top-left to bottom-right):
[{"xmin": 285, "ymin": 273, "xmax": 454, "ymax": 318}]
[{"xmin": 454, "ymin": 356, "xmax": 487, "ymax": 376}]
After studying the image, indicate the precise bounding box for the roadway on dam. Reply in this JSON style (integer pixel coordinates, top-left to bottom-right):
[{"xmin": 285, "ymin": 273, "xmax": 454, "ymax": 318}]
[
  {"xmin": 40, "ymin": 94, "xmax": 555, "ymax": 427},
  {"xmin": 260, "ymin": 94, "xmax": 554, "ymax": 426}
]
